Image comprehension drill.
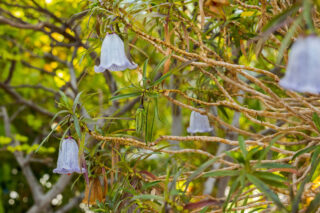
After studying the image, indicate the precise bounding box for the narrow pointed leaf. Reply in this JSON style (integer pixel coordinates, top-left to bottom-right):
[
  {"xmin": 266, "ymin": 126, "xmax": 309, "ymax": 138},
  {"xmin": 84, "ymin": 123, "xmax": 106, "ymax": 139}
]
[
  {"xmin": 306, "ymin": 192, "xmax": 320, "ymax": 213},
  {"xmin": 73, "ymin": 114, "xmax": 82, "ymax": 140},
  {"xmin": 142, "ymin": 59, "xmax": 148, "ymax": 88},
  {"xmin": 246, "ymin": 174, "xmax": 285, "ymax": 210},
  {"xmin": 292, "ymin": 145, "xmax": 319, "ymax": 160},
  {"xmin": 203, "ymin": 170, "xmax": 239, "ymax": 178},
  {"xmin": 238, "ymin": 135, "xmax": 247, "ymax": 159},
  {"xmin": 36, "ymin": 119, "xmax": 66, "ymax": 152},
  {"xmin": 255, "ymin": 163, "xmax": 295, "ymax": 169},
  {"xmin": 73, "ymin": 91, "xmax": 83, "ymax": 113},
  {"xmin": 110, "ymin": 92, "xmax": 142, "ymax": 101}
]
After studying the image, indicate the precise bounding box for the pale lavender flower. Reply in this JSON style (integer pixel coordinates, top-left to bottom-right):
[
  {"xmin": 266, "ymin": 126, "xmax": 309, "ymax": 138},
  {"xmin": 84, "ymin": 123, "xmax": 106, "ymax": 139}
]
[
  {"xmin": 94, "ymin": 33, "xmax": 137, "ymax": 72},
  {"xmin": 187, "ymin": 110, "xmax": 213, "ymax": 134},
  {"xmin": 53, "ymin": 137, "xmax": 85, "ymax": 174},
  {"xmin": 279, "ymin": 36, "xmax": 320, "ymax": 94}
]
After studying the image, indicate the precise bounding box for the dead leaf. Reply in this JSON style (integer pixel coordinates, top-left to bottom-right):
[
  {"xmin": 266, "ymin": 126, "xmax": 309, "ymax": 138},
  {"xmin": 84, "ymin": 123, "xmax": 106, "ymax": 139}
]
[
  {"xmin": 204, "ymin": 0, "xmax": 229, "ymax": 18},
  {"xmin": 184, "ymin": 199, "xmax": 223, "ymax": 210},
  {"xmin": 82, "ymin": 178, "xmax": 105, "ymax": 205}
]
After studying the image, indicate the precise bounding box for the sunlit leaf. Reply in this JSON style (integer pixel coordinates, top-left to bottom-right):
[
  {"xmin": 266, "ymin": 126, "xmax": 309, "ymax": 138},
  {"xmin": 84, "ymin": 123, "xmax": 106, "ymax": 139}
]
[{"xmin": 246, "ymin": 174, "xmax": 285, "ymax": 210}]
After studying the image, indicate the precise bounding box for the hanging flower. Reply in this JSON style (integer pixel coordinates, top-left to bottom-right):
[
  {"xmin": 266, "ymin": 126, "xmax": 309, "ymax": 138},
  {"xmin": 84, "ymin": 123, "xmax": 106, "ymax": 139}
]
[
  {"xmin": 94, "ymin": 33, "xmax": 137, "ymax": 72},
  {"xmin": 187, "ymin": 109, "xmax": 213, "ymax": 133},
  {"xmin": 82, "ymin": 177, "xmax": 106, "ymax": 205},
  {"xmin": 279, "ymin": 36, "xmax": 320, "ymax": 94},
  {"xmin": 53, "ymin": 137, "xmax": 85, "ymax": 174}
]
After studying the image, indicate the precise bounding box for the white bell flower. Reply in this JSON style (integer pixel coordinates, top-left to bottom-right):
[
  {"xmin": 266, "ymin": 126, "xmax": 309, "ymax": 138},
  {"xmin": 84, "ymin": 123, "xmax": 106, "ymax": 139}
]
[
  {"xmin": 187, "ymin": 109, "xmax": 213, "ymax": 134},
  {"xmin": 280, "ymin": 36, "xmax": 320, "ymax": 94},
  {"xmin": 94, "ymin": 33, "xmax": 137, "ymax": 72},
  {"xmin": 53, "ymin": 137, "xmax": 85, "ymax": 174}
]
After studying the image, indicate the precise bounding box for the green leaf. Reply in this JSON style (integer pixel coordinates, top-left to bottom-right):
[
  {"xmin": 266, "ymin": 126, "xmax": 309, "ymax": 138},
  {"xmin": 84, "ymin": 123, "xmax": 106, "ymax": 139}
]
[
  {"xmin": 131, "ymin": 194, "xmax": 164, "ymax": 202},
  {"xmin": 223, "ymin": 176, "xmax": 240, "ymax": 211},
  {"xmin": 149, "ymin": 70, "xmax": 173, "ymax": 87},
  {"xmin": 248, "ymin": 208, "xmax": 264, "ymax": 213},
  {"xmin": 73, "ymin": 114, "xmax": 82, "ymax": 140},
  {"xmin": 226, "ymin": 150, "xmax": 245, "ymax": 164},
  {"xmin": 259, "ymin": 134, "xmax": 283, "ymax": 161},
  {"xmin": 72, "ymin": 91, "xmax": 83, "ymax": 114},
  {"xmin": 185, "ymin": 157, "xmax": 218, "ymax": 188},
  {"xmin": 200, "ymin": 207, "xmax": 209, "ymax": 213},
  {"xmin": 255, "ymin": 163, "xmax": 295, "ymax": 169},
  {"xmin": 292, "ymin": 147, "xmax": 320, "ymax": 213},
  {"xmin": 92, "ymin": 117, "xmax": 134, "ymax": 121},
  {"xmin": 144, "ymin": 101, "xmax": 149, "ymax": 142},
  {"xmin": 306, "ymin": 192, "xmax": 320, "ymax": 213},
  {"xmin": 110, "ymin": 92, "xmax": 142, "ymax": 101},
  {"xmin": 36, "ymin": 119, "xmax": 66, "ymax": 153},
  {"xmin": 277, "ymin": 15, "xmax": 303, "ymax": 64},
  {"xmin": 303, "ymin": 0, "xmax": 315, "ymax": 32},
  {"xmin": 78, "ymin": 131, "xmax": 86, "ymax": 157},
  {"xmin": 58, "ymin": 91, "xmax": 70, "ymax": 108},
  {"xmin": 113, "ymin": 84, "xmax": 138, "ymax": 96},
  {"xmin": 203, "ymin": 170, "xmax": 239, "ymax": 178},
  {"xmin": 262, "ymin": 4, "xmax": 300, "ymax": 33},
  {"xmin": 150, "ymin": 55, "xmax": 169, "ymax": 80},
  {"xmin": 50, "ymin": 110, "xmax": 69, "ymax": 124},
  {"xmin": 154, "ymin": 96, "xmax": 161, "ymax": 121},
  {"xmin": 60, "ymin": 127, "xmax": 70, "ymax": 143},
  {"xmin": 149, "ymin": 59, "xmax": 195, "ymax": 87},
  {"xmin": 136, "ymin": 106, "xmax": 146, "ymax": 137},
  {"xmin": 142, "ymin": 59, "xmax": 148, "ymax": 88},
  {"xmin": 254, "ymin": 172, "xmax": 286, "ymax": 183},
  {"xmin": 292, "ymin": 145, "xmax": 319, "ymax": 160},
  {"xmin": 218, "ymin": 106, "xmax": 229, "ymax": 120},
  {"xmin": 312, "ymin": 112, "xmax": 320, "ymax": 132},
  {"xmin": 170, "ymin": 169, "xmax": 182, "ymax": 195},
  {"xmin": 246, "ymin": 174, "xmax": 285, "ymax": 210},
  {"xmin": 241, "ymin": 196, "xmax": 249, "ymax": 213},
  {"xmin": 238, "ymin": 135, "xmax": 247, "ymax": 159},
  {"xmin": 147, "ymin": 103, "xmax": 156, "ymax": 143},
  {"xmin": 247, "ymin": 147, "xmax": 262, "ymax": 160},
  {"xmin": 141, "ymin": 181, "xmax": 161, "ymax": 191}
]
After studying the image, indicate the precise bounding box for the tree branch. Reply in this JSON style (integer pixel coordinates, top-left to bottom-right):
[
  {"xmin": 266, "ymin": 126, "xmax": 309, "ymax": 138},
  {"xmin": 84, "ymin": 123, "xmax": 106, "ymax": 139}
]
[
  {"xmin": 0, "ymin": 15, "xmax": 44, "ymax": 29},
  {"xmin": 0, "ymin": 82, "xmax": 54, "ymax": 117},
  {"xmin": 55, "ymin": 193, "xmax": 84, "ymax": 213},
  {"xmin": 4, "ymin": 60, "xmax": 16, "ymax": 84},
  {"xmin": 1, "ymin": 107, "xmax": 44, "ymax": 204},
  {"xmin": 27, "ymin": 175, "xmax": 73, "ymax": 213}
]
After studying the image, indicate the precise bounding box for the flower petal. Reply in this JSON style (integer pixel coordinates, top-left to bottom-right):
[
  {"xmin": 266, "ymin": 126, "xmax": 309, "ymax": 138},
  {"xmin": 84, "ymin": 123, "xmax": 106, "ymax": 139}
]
[
  {"xmin": 95, "ymin": 33, "xmax": 137, "ymax": 73},
  {"xmin": 187, "ymin": 110, "xmax": 213, "ymax": 133},
  {"xmin": 53, "ymin": 138, "xmax": 85, "ymax": 174},
  {"xmin": 280, "ymin": 36, "xmax": 320, "ymax": 94}
]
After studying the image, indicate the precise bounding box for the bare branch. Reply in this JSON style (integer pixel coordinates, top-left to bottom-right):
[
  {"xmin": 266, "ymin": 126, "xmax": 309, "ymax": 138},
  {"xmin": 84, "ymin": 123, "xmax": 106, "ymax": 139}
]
[
  {"xmin": 1, "ymin": 106, "xmax": 44, "ymax": 204},
  {"xmin": 55, "ymin": 193, "xmax": 84, "ymax": 213},
  {"xmin": 4, "ymin": 60, "xmax": 16, "ymax": 84},
  {"xmin": 0, "ymin": 16, "xmax": 44, "ymax": 29},
  {"xmin": 0, "ymin": 82, "xmax": 54, "ymax": 117},
  {"xmin": 27, "ymin": 175, "xmax": 73, "ymax": 213}
]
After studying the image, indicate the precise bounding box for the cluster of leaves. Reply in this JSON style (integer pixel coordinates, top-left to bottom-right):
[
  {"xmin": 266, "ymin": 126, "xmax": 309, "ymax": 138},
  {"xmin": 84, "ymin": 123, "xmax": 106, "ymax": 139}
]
[{"xmin": 2, "ymin": 0, "xmax": 320, "ymax": 212}]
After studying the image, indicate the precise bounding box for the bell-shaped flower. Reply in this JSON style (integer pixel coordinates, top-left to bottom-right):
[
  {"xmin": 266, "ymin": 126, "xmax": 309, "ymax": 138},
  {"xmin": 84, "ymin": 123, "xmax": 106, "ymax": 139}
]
[
  {"xmin": 187, "ymin": 109, "xmax": 213, "ymax": 133},
  {"xmin": 94, "ymin": 33, "xmax": 137, "ymax": 72},
  {"xmin": 279, "ymin": 36, "xmax": 320, "ymax": 94},
  {"xmin": 53, "ymin": 137, "xmax": 85, "ymax": 174}
]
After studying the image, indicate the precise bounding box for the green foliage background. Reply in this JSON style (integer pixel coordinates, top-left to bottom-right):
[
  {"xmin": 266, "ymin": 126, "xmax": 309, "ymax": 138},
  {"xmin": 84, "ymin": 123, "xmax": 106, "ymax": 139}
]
[{"xmin": 1, "ymin": 0, "xmax": 320, "ymax": 212}]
